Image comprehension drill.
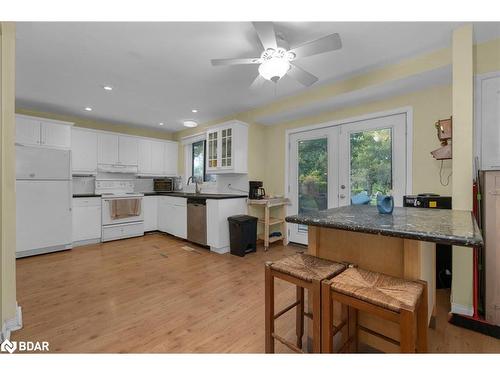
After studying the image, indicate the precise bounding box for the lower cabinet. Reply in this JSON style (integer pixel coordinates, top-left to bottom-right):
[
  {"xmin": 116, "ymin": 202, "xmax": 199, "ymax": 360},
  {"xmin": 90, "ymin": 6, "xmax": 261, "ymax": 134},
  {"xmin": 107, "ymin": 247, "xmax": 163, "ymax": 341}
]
[
  {"xmin": 206, "ymin": 198, "xmax": 247, "ymax": 253},
  {"xmin": 143, "ymin": 196, "xmax": 158, "ymax": 231},
  {"xmin": 158, "ymin": 196, "xmax": 187, "ymax": 239},
  {"xmin": 72, "ymin": 197, "xmax": 101, "ymax": 243}
]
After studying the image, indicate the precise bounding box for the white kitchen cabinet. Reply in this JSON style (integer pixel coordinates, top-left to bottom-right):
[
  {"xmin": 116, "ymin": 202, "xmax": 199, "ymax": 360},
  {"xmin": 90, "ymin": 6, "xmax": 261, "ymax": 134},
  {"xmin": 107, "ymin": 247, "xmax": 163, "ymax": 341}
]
[
  {"xmin": 479, "ymin": 74, "xmax": 500, "ymax": 170},
  {"xmin": 163, "ymin": 142, "xmax": 178, "ymax": 176},
  {"xmin": 143, "ymin": 195, "xmax": 158, "ymax": 231},
  {"xmin": 41, "ymin": 121, "xmax": 71, "ymax": 149},
  {"xmin": 97, "ymin": 133, "xmax": 138, "ymax": 166},
  {"xmin": 98, "ymin": 133, "xmax": 119, "ymax": 164},
  {"xmin": 206, "ymin": 198, "xmax": 247, "ymax": 253},
  {"xmin": 72, "ymin": 197, "xmax": 101, "ymax": 244},
  {"xmin": 72, "ymin": 128, "xmax": 98, "ymax": 174},
  {"xmin": 16, "ymin": 114, "xmax": 72, "ymax": 149},
  {"xmin": 138, "ymin": 139, "xmax": 153, "ymax": 174},
  {"xmin": 158, "ymin": 196, "xmax": 187, "ymax": 239},
  {"xmin": 119, "ymin": 136, "xmax": 138, "ymax": 165},
  {"xmin": 206, "ymin": 121, "xmax": 248, "ymax": 174},
  {"xmin": 151, "ymin": 140, "xmax": 165, "ymax": 175},
  {"xmin": 16, "ymin": 116, "xmax": 41, "ymax": 146}
]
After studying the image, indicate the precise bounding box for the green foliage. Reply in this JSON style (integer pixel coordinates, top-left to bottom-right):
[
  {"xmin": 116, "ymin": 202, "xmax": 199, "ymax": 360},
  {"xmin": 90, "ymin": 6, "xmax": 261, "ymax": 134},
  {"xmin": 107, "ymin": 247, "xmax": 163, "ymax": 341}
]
[{"xmin": 296, "ymin": 129, "xmax": 392, "ymax": 210}]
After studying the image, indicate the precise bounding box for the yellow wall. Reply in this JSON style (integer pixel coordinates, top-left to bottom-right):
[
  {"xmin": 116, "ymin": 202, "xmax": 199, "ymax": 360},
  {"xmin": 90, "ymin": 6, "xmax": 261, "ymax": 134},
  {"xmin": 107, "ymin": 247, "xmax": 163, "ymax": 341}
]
[
  {"xmin": 262, "ymin": 84, "xmax": 453, "ymax": 197},
  {"xmin": 16, "ymin": 108, "xmax": 174, "ymax": 141},
  {"xmin": 0, "ymin": 22, "xmax": 18, "ymax": 333},
  {"xmin": 451, "ymin": 25, "xmax": 475, "ymax": 313},
  {"xmin": 475, "ymin": 37, "xmax": 500, "ymax": 75}
]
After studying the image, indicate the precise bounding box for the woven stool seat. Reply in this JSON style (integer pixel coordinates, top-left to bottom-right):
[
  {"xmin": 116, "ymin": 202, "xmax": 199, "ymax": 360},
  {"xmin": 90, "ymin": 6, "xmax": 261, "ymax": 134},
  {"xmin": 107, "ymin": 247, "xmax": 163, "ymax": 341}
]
[
  {"xmin": 330, "ymin": 267, "xmax": 424, "ymax": 313},
  {"xmin": 270, "ymin": 254, "xmax": 345, "ymax": 282}
]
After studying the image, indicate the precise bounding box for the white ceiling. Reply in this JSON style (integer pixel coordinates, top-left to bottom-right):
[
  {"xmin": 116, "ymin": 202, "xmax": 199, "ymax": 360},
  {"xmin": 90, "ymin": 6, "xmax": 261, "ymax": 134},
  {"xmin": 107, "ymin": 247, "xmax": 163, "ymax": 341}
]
[{"xmin": 15, "ymin": 22, "xmax": 500, "ymax": 132}]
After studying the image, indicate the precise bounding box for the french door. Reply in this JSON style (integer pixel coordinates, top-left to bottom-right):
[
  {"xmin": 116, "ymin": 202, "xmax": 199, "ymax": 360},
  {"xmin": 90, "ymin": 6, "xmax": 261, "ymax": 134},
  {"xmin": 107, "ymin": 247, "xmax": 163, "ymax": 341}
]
[{"xmin": 288, "ymin": 113, "xmax": 407, "ymax": 245}]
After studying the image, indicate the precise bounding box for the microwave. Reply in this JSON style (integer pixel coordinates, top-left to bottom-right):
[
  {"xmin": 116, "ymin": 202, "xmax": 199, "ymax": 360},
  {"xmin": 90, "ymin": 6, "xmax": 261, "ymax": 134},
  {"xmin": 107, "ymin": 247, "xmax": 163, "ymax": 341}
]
[{"xmin": 154, "ymin": 178, "xmax": 174, "ymax": 192}]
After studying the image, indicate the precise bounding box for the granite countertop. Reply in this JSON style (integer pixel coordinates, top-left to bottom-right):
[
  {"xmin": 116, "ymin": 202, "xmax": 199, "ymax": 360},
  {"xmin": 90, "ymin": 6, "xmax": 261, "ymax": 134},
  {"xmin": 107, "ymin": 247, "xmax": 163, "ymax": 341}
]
[
  {"xmin": 73, "ymin": 194, "xmax": 102, "ymax": 198},
  {"xmin": 285, "ymin": 205, "xmax": 483, "ymax": 247},
  {"xmin": 143, "ymin": 192, "xmax": 248, "ymax": 200}
]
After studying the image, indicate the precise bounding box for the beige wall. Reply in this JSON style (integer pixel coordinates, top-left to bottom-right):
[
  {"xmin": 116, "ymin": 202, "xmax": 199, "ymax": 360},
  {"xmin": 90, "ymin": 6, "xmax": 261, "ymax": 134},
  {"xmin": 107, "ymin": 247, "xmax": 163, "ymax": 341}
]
[
  {"xmin": 16, "ymin": 108, "xmax": 174, "ymax": 141},
  {"xmin": 1, "ymin": 22, "xmax": 18, "ymax": 333}
]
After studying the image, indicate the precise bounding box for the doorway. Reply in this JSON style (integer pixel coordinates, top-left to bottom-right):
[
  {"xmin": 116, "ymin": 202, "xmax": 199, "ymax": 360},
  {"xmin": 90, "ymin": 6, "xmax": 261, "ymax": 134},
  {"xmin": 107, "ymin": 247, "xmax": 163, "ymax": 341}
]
[{"xmin": 287, "ymin": 111, "xmax": 409, "ymax": 245}]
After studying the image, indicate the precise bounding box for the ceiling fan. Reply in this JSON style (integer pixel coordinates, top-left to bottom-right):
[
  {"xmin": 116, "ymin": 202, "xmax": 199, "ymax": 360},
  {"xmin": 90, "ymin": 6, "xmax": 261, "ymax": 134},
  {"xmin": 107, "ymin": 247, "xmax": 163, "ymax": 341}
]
[{"xmin": 211, "ymin": 22, "xmax": 342, "ymax": 88}]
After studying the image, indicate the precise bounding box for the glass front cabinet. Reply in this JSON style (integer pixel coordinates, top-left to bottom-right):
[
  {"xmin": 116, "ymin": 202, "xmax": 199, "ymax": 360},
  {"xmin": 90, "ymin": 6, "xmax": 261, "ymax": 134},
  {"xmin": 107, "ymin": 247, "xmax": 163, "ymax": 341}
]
[{"xmin": 205, "ymin": 121, "xmax": 248, "ymax": 174}]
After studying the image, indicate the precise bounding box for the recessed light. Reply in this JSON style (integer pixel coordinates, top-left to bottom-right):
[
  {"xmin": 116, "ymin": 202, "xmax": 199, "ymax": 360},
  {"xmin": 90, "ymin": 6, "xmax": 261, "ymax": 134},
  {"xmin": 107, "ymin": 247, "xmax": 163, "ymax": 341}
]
[
  {"xmin": 159, "ymin": 122, "xmax": 164, "ymax": 126},
  {"xmin": 191, "ymin": 109, "xmax": 198, "ymax": 113},
  {"xmin": 84, "ymin": 107, "xmax": 93, "ymax": 111},
  {"xmin": 103, "ymin": 85, "xmax": 113, "ymax": 91},
  {"xmin": 183, "ymin": 120, "xmax": 198, "ymax": 128}
]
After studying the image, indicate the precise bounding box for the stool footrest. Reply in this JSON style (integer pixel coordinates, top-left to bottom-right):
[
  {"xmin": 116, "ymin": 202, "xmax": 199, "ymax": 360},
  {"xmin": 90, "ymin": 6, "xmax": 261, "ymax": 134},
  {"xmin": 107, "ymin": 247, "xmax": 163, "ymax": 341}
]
[
  {"xmin": 331, "ymin": 319, "xmax": 348, "ymax": 337},
  {"xmin": 271, "ymin": 333, "xmax": 303, "ymax": 353},
  {"xmin": 274, "ymin": 301, "xmax": 300, "ymax": 320},
  {"xmin": 358, "ymin": 325, "xmax": 400, "ymax": 347}
]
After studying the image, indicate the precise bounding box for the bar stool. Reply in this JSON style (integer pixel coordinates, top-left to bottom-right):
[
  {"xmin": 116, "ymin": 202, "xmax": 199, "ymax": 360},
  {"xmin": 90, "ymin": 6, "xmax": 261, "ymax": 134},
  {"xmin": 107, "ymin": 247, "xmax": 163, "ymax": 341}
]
[
  {"xmin": 321, "ymin": 267, "xmax": 428, "ymax": 353},
  {"xmin": 265, "ymin": 254, "xmax": 346, "ymax": 353}
]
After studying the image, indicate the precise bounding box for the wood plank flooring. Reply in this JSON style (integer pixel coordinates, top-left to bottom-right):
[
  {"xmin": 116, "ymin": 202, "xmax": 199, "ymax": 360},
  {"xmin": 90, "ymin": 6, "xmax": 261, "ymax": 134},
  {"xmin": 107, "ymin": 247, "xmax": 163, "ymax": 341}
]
[{"xmin": 12, "ymin": 233, "xmax": 500, "ymax": 353}]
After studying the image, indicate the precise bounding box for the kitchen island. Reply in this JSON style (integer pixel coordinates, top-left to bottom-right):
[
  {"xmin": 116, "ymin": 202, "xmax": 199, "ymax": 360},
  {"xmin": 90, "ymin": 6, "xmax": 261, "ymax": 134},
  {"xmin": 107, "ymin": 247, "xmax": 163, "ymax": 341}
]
[{"xmin": 285, "ymin": 205, "xmax": 483, "ymax": 352}]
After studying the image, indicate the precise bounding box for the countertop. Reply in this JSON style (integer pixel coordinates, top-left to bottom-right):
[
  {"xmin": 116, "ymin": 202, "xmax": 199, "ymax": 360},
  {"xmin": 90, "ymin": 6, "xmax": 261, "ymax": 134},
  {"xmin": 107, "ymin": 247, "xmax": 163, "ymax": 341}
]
[
  {"xmin": 285, "ymin": 205, "xmax": 483, "ymax": 247},
  {"xmin": 143, "ymin": 192, "xmax": 248, "ymax": 200},
  {"xmin": 73, "ymin": 192, "xmax": 248, "ymax": 200}
]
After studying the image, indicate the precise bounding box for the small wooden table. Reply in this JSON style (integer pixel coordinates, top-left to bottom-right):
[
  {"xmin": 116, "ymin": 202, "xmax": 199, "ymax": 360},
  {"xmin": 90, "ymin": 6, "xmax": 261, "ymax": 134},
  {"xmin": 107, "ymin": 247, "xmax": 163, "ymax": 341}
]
[{"xmin": 247, "ymin": 198, "xmax": 290, "ymax": 250}]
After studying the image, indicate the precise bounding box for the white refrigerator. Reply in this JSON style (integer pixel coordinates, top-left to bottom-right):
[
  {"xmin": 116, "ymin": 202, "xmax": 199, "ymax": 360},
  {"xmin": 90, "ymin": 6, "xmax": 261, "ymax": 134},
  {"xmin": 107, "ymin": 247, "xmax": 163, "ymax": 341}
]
[{"xmin": 16, "ymin": 145, "xmax": 72, "ymax": 258}]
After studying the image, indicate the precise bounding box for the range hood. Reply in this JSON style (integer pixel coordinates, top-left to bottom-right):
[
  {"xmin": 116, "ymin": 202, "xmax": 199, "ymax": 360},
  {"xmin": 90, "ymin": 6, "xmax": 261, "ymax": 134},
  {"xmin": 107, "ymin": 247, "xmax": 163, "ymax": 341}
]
[{"xmin": 97, "ymin": 164, "xmax": 138, "ymax": 174}]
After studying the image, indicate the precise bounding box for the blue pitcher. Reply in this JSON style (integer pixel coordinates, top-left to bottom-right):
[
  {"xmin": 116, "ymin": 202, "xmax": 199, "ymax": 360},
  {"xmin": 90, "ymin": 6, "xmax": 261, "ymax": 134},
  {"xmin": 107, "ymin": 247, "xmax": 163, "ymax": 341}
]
[{"xmin": 376, "ymin": 194, "xmax": 394, "ymax": 214}]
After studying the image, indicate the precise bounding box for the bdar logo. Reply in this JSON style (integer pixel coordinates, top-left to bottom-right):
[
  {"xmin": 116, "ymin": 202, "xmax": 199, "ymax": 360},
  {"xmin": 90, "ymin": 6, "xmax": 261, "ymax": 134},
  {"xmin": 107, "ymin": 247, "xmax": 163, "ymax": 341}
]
[{"xmin": 1, "ymin": 339, "xmax": 17, "ymax": 354}]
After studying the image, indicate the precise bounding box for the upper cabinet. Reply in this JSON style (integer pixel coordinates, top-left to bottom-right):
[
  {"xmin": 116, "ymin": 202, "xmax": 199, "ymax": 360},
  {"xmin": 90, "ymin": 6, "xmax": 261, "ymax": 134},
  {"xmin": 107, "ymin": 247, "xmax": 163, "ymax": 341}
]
[
  {"xmin": 72, "ymin": 128, "xmax": 98, "ymax": 175},
  {"xmin": 137, "ymin": 138, "xmax": 178, "ymax": 176},
  {"xmin": 97, "ymin": 133, "xmax": 138, "ymax": 166},
  {"xmin": 16, "ymin": 115, "xmax": 72, "ymax": 149},
  {"xmin": 206, "ymin": 121, "xmax": 248, "ymax": 174}
]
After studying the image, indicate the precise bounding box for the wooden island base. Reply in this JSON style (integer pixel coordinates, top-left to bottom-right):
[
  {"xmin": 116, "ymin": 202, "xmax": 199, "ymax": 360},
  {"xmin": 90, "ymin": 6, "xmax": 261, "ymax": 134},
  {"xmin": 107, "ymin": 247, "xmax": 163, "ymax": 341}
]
[{"xmin": 308, "ymin": 226, "xmax": 436, "ymax": 353}]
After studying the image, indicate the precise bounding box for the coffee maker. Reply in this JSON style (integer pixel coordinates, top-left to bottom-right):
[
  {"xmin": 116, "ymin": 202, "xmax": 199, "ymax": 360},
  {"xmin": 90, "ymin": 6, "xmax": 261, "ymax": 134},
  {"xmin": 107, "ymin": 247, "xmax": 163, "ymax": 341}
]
[{"xmin": 249, "ymin": 181, "xmax": 266, "ymax": 199}]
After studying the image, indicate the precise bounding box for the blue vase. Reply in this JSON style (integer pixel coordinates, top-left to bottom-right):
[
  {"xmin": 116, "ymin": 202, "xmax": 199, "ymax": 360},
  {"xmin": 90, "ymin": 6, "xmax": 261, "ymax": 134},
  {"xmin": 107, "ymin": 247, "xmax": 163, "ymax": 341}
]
[{"xmin": 377, "ymin": 195, "xmax": 394, "ymax": 214}]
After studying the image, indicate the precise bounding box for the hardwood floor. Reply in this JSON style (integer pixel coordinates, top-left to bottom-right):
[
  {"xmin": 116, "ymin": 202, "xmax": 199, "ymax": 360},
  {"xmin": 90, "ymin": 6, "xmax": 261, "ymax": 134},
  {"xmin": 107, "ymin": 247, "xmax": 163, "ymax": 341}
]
[{"xmin": 12, "ymin": 233, "xmax": 500, "ymax": 353}]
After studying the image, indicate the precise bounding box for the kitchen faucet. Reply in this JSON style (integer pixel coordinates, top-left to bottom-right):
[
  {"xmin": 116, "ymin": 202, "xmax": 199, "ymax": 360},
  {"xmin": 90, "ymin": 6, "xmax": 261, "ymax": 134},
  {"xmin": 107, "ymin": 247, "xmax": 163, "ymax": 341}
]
[{"xmin": 187, "ymin": 176, "xmax": 202, "ymax": 194}]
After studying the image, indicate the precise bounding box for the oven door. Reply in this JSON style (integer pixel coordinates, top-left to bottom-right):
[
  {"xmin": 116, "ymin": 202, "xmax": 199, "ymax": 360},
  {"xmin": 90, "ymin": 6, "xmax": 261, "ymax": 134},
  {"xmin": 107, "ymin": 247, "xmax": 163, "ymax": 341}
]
[{"xmin": 102, "ymin": 197, "xmax": 144, "ymax": 225}]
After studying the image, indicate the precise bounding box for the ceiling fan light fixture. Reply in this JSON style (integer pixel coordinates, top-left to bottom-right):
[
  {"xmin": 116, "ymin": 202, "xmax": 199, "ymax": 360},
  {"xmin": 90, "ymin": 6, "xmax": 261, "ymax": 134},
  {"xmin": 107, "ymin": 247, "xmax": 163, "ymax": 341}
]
[{"xmin": 258, "ymin": 57, "xmax": 290, "ymax": 82}]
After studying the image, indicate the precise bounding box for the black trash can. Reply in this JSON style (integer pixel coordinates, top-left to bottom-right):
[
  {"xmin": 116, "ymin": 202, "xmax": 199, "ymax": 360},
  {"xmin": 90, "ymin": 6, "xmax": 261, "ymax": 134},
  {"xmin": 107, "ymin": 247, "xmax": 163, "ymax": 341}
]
[{"xmin": 228, "ymin": 215, "xmax": 258, "ymax": 257}]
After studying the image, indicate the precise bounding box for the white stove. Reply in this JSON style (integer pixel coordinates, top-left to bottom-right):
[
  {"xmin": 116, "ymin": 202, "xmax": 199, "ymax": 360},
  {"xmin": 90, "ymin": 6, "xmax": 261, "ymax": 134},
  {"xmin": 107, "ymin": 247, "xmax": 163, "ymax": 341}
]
[{"xmin": 96, "ymin": 181, "xmax": 145, "ymax": 242}]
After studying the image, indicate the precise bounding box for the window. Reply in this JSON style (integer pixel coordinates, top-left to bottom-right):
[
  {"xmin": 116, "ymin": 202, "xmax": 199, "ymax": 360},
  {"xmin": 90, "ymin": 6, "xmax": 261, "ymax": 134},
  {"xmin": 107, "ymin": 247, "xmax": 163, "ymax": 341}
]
[{"xmin": 191, "ymin": 140, "xmax": 215, "ymax": 182}]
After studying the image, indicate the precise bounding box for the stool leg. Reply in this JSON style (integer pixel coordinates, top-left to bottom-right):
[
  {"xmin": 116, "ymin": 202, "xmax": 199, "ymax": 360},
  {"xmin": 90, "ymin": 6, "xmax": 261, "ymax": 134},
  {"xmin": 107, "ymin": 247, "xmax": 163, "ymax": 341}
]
[
  {"xmin": 416, "ymin": 283, "xmax": 428, "ymax": 353},
  {"xmin": 321, "ymin": 280, "xmax": 333, "ymax": 353},
  {"xmin": 312, "ymin": 279, "xmax": 322, "ymax": 353},
  {"xmin": 265, "ymin": 264, "xmax": 275, "ymax": 353},
  {"xmin": 400, "ymin": 309, "xmax": 416, "ymax": 353},
  {"xmin": 296, "ymin": 286, "xmax": 304, "ymax": 349},
  {"xmin": 348, "ymin": 306, "xmax": 358, "ymax": 353}
]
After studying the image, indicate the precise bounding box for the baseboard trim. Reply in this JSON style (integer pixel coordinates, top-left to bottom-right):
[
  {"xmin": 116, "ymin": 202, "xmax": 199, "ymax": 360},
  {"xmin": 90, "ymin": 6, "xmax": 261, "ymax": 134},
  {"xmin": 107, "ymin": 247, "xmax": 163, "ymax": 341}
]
[
  {"xmin": 451, "ymin": 302, "xmax": 474, "ymax": 316},
  {"xmin": 210, "ymin": 246, "xmax": 230, "ymax": 254},
  {"xmin": 1, "ymin": 302, "xmax": 23, "ymax": 341}
]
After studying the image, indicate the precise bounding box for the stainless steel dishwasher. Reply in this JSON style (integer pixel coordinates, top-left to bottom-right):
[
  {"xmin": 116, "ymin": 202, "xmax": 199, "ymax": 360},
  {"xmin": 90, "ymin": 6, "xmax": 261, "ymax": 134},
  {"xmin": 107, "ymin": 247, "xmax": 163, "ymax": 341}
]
[{"xmin": 187, "ymin": 198, "xmax": 207, "ymax": 246}]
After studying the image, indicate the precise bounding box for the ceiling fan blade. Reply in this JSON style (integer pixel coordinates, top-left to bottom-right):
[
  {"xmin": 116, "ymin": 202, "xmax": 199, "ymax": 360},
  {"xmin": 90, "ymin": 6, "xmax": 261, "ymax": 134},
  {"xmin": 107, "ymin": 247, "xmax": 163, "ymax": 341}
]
[
  {"xmin": 287, "ymin": 64, "xmax": 318, "ymax": 87},
  {"xmin": 289, "ymin": 33, "xmax": 342, "ymax": 59},
  {"xmin": 211, "ymin": 57, "xmax": 260, "ymax": 66},
  {"xmin": 249, "ymin": 75, "xmax": 267, "ymax": 90},
  {"xmin": 252, "ymin": 22, "xmax": 277, "ymax": 50}
]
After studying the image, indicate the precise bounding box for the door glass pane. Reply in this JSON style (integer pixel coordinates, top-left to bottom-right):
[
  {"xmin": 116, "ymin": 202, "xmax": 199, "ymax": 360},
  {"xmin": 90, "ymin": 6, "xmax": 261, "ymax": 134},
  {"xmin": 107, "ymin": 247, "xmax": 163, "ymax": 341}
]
[
  {"xmin": 298, "ymin": 138, "xmax": 328, "ymax": 232},
  {"xmin": 350, "ymin": 128, "xmax": 392, "ymax": 205}
]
